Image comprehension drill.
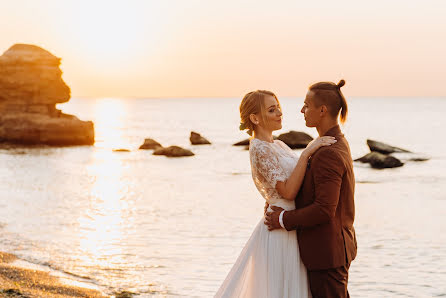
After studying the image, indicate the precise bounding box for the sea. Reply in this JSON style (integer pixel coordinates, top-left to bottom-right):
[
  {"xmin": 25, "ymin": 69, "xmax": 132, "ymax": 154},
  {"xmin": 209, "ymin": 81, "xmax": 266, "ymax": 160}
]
[{"xmin": 0, "ymin": 97, "xmax": 445, "ymax": 297}]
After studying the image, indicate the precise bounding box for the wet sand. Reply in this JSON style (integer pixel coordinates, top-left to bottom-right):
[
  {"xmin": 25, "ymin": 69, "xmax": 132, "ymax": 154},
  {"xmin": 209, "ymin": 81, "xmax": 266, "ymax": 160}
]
[{"xmin": 0, "ymin": 252, "xmax": 106, "ymax": 298}]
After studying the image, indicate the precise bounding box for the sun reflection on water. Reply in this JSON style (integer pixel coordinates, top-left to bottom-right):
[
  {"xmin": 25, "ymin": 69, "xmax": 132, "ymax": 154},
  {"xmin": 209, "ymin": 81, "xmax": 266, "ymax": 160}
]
[
  {"xmin": 92, "ymin": 98, "xmax": 129, "ymax": 149},
  {"xmin": 77, "ymin": 149, "xmax": 131, "ymax": 284}
]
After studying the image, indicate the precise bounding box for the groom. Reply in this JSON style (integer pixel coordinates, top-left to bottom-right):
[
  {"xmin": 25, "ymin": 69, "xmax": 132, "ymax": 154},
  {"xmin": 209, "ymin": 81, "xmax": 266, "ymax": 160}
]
[{"xmin": 265, "ymin": 80, "xmax": 357, "ymax": 298}]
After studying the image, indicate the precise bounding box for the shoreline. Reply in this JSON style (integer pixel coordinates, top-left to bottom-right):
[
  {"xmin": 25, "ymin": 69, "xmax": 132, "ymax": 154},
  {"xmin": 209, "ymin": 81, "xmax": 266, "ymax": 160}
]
[{"xmin": 0, "ymin": 251, "xmax": 107, "ymax": 297}]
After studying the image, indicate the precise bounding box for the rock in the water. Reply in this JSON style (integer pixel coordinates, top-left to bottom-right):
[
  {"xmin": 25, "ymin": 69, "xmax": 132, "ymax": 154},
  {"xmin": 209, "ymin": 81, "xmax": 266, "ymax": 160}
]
[
  {"xmin": 355, "ymin": 152, "xmax": 376, "ymax": 163},
  {"xmin": 233, "ymin": 138, "xmax": 250, "ymax": 146},
  {"xmin": 114, "ymin": 291, "xmax": 135, "ymax": 298},
  {"xmin": 113, "ymin": 149, "xmax": 130, "ymax": 152},
  {"xmin": 234, "ymin": 136, "xmax": 278, "ymax": 146},
  {"xmin": 407, "ymin": 157, "xmax": 430, "ymax": 162},
  {"xmin": 139, "ymin": 138, "xmax": 162, "ymax": 150},
  {"xmin": 1, "ymin": 289, "xmax": 26, "ymax": 297},
  {"xmin": 355, "ymin": 152, "xmax": 404, "ymax": 169},
  {"xmin": 367, "ymin": 139, "xmax": 411, "ymax": 155},
  {"xmin": 190, "ymin": 131, "xmax": 211, "ymax": 145},
  {"xmin": 390, "ymin": 152, "xmax": 430, "ymax": 162},
  {"xmin": 0, "ymin": 44, "xmax": 94, "ymax": 146},
  {"xmin": 277, "ymin": 131, "xmax": 313, "ymax": 149},
  {"xmin": 153, "ymin": 146, "xmax": 194, "ymax": 157}
]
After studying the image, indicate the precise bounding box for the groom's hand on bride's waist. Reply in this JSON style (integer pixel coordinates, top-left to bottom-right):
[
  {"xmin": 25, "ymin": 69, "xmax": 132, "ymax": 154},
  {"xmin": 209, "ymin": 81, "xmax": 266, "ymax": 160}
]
[{"xmin": 264, "ymin": 206, "xmax": 284, "ymax": 231}]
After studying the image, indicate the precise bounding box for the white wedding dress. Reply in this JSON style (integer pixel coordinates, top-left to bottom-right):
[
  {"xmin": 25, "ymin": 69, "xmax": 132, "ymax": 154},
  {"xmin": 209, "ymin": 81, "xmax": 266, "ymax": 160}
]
[{"xmin": 215, "ymin": 138, "xmax": 311, "ymax": 298}]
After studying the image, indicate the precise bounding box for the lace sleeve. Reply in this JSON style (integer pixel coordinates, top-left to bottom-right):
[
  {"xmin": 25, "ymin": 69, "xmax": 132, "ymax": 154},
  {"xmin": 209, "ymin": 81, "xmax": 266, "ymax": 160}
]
[{"xmin": 250, "ymin": 141, "xmax": 288, "ymax": 188}]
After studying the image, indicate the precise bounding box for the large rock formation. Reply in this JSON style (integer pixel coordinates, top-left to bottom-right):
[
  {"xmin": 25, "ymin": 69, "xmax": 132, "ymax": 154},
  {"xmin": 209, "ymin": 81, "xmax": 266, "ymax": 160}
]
[{"xmin": 0, "ymin": 44, "xmax": 94, "ymax": 146}]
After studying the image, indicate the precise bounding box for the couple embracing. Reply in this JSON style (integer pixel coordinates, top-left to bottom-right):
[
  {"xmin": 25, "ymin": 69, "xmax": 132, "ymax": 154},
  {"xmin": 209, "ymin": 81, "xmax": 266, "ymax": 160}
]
[{"xmin": 216, "ymin": 80, "xmax": 357, "ymax": 298}]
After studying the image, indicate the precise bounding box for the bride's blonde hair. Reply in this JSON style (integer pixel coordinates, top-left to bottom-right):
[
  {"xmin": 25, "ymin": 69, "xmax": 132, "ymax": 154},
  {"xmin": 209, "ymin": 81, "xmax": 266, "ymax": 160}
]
[{"xmin": 239, "ymin": 90, "xmax": 281, "ymax": 136}]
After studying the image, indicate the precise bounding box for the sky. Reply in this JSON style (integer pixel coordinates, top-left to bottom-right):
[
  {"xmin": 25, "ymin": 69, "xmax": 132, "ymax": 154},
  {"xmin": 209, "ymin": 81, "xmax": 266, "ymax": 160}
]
[{"xmin": 1, "ymin": 0, "xmax": 445, "ymax": 97}]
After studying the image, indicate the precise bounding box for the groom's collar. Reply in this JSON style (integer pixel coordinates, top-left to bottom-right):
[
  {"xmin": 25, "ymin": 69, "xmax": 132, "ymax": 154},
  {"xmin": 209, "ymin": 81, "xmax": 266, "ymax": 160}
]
[{"xmin": 323, "ymin": 124, "xmax": 343, "ymax": 137}]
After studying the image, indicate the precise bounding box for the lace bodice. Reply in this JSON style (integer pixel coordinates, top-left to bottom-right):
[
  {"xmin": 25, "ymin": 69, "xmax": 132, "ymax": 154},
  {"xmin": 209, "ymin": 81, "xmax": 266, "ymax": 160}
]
[{"xmin": 249, "ymin": 138, "xmax": 300, "ymax": 209}]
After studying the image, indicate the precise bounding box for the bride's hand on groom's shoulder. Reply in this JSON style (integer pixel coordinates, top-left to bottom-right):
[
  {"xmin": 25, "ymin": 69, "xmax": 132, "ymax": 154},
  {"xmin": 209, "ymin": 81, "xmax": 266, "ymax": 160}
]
[
  {"xmin": 304, "ymin": 136, "xmax": 337, "ymax": 157},
  {"xmin": 264, "ymin": 206, "xmax": 284, "ymax": 231}
]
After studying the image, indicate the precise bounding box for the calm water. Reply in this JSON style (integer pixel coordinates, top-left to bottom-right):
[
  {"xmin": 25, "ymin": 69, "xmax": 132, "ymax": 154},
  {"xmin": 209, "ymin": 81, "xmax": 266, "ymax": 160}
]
[{"xmin": 0, "ymin": 97, "xmax": 445, "ymax": 297}]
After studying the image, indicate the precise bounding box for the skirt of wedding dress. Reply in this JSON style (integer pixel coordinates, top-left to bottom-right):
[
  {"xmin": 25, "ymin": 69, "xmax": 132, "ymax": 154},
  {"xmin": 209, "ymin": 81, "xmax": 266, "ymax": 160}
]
[{"xmin": 215, "ymin": 208, "xmax": 311, "ymax": 298}]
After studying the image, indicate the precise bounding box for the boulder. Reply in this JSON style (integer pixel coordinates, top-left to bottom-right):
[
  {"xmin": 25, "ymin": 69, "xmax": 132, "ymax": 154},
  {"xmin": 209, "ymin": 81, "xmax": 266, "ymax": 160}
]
[
  {"xmin": 233, "ymin": 136, "xmax": 278, "ymax": 146},
  {"xmin": 367, "ymin": 139, "xmax": 411, "ymax": 155},
  {"xmin": 139, "ymin": 138, "xmax": 162, "ymax": 150},
  {"xmin": 233, "ymin": 138, "xmax": 250, "ymax": 146},
  {"xmin": 390, "ymin": 152, "xmax": 430, "ymax": 162},
  {"xmin": 0, "ymin": 44, "xmax": 94, "ymax": 146},
  {"xmin": 355, "ymin": 152, "xmax": 404, "ymax": 169},
  {"xmin": 153, "ymin": 146, "xmax": 194, "ymax": 157},
  {"xmin": 277, "ymin": 131, "xmax": 313, "ymax": 149},
  {"xmin": 190, "ymin": 131, "xmax": 211, "ymax": 145},
  {"xmin": 113, "ymin": 291, "xmax": 136, "ymax": 298}
]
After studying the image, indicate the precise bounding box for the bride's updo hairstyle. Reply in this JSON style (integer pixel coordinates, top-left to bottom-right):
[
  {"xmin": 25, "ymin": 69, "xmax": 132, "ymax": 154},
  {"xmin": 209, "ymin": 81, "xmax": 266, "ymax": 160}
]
[
  {"xmin": 239, "ymin": 90, "xmax": 280, "ymax": 136},
  {"xmin": 309, "ymin": 79, "xmax": 348, "ymax": 124}
]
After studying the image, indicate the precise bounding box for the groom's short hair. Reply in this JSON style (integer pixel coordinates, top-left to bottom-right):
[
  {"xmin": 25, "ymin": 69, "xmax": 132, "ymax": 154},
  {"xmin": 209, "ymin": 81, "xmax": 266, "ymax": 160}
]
[{"xmin": 309, "ymin": 80, "xmax": 348, "ymax": 123}]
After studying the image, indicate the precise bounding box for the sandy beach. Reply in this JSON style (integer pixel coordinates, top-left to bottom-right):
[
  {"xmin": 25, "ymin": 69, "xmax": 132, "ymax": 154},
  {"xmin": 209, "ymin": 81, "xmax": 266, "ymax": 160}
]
[{"xmin": 0, "ymin": 252, "xmax": 106, "ymax": 298}]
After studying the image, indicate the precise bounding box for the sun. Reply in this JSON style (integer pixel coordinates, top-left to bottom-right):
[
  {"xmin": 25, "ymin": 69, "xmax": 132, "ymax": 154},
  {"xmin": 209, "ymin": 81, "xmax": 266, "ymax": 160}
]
[{"xmin": 57, "ymin": 1, "xmax": 165, "ymax": 72}]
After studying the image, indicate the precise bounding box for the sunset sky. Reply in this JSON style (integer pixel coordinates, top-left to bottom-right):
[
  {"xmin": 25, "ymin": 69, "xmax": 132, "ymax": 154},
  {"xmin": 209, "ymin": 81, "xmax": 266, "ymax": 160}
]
[{"xmin": 1, "ymin": 0, "xmax": 445, "ymax": 97}]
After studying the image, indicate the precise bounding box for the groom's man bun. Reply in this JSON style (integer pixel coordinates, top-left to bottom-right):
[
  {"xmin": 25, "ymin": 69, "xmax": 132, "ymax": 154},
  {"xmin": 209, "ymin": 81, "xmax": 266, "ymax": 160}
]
[
  {"xmin": 309, "ymin": 79, "xmax": 348, "ymax": 124},
  {"xmin": 337, "ymin": 79, "xmax": 346, "ymax": 88}
]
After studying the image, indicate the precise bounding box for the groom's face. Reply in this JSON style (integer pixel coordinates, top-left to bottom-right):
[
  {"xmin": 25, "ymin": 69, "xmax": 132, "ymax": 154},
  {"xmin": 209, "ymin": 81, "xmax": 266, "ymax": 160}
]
[{"xmin": 301, "ymin": 91, "xmax": 321, "ymax": 127}]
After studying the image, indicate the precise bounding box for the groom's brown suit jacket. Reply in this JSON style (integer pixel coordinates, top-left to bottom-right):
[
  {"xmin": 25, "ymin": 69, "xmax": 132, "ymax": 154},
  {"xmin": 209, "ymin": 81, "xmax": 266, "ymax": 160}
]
[{"xmin": 283, "ymin": 125, "xmax": 357, "ymax": 270}]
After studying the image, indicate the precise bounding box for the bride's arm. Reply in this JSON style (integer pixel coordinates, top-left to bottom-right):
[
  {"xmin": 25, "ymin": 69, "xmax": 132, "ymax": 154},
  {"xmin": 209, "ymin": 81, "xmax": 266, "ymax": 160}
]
[{"xmin": 275, "ymin": 136, "xmax": 336, "ymax": 200}]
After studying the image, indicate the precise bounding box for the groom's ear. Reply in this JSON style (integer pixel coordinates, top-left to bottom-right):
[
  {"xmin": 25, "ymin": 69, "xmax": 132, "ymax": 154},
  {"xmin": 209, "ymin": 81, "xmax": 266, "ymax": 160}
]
[{"xmin": 320, "ymin": 105, "xmax": 328, "ymax": 116}]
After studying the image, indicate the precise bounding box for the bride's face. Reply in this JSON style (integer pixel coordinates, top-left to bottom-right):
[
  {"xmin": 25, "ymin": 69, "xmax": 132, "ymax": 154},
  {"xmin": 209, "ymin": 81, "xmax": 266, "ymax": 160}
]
[{"xmin": 258, "ymin": 95, "xmax": 283, "ymax": 131}]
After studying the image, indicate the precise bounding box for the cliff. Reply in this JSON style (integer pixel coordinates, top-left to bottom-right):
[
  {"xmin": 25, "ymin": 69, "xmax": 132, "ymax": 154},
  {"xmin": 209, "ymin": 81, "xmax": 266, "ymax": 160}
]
[{"xmin": 0, "ymin": 44, "xmax": 94, "ymax": 145}]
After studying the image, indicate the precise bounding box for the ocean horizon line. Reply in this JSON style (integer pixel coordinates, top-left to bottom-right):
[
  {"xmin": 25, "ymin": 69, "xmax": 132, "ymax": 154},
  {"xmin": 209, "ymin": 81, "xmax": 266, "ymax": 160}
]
[{"xmin": 70, "ymin": 95, "xmax": 446, "ymax": 100}]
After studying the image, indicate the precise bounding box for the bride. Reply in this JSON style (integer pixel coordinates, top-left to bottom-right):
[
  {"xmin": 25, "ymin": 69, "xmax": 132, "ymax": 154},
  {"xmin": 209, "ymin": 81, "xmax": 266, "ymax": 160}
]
[{"xmin": 215, "ymin": 90, "xmax": 336, "ymax": 298}]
